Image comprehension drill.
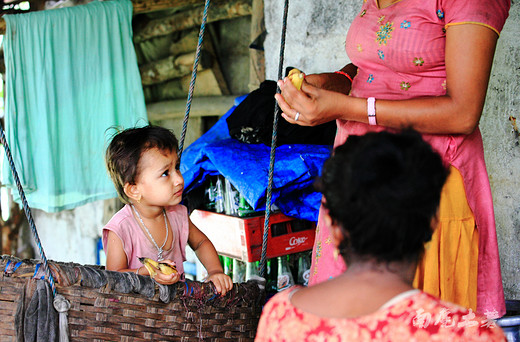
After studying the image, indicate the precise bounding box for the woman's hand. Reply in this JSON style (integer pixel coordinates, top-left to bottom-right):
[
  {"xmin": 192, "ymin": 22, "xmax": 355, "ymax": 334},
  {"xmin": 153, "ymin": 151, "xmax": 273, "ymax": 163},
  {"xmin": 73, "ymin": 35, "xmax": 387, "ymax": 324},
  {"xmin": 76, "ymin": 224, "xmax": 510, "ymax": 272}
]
[
  {"xmin": 206, "ymin": 271, "xmax": 233, "ymax": 296},
  {"xmin": 275, "ymin": 76, "xmax": 344, "ymax": 127}
]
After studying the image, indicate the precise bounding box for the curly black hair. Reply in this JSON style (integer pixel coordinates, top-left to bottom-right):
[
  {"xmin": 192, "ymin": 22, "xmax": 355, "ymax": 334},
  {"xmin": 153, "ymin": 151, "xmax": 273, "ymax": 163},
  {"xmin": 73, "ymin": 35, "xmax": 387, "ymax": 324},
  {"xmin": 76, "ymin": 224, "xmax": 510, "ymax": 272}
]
[
  {"xmin": 317, "ymin": 129, "xmax": 449, "ymax": 264},
  {"xmin": 105, "ymin": 125, "xmax": 179, "ymax": 203}
]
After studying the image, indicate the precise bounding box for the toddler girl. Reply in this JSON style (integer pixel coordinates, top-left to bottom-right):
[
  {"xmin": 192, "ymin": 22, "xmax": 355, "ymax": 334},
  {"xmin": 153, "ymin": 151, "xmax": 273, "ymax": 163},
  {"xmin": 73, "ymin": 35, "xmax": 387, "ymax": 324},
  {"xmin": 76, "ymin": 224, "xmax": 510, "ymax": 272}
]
[{"xmin": 103, "ymin": 125, "xmax": 233, "ymax": 295}]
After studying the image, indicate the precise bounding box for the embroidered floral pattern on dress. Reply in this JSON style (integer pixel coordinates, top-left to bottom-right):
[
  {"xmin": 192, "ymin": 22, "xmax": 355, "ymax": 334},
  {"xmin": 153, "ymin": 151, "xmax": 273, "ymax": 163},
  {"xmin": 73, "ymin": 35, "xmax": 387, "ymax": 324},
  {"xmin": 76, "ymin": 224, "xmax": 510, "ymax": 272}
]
[
  {"xmin": 413, "ymin": 57, "xmax": 424, "ymax": 66},
  {"xmin": 368, "ymin": 74, "xmax": 374, "ymax": 83},
  {"xmin": 360, "ymin": 9, "xmax": 366, "ymax": 17},
  {"xmin": 357, "ymin": 44, "xmax": 363, "ymax": 52},
  {"xmin": 401, "ymin": 20, "xmax": 411, "ymax": 29},
  {"xmin": 437, "ymin": 10, "xmax": 445, "ymax": 19},
  {"xmin": 376, "ymin": 22, "xmax": 394, "ymax": 46},
  {"xmin": 313, "ymin": 239, "xmax": 322, "ymax": 276},
  {"xmin": 400, "ymin": 81, "xmax": 411, "ymax": 90},
  {"xmin": 378, "ymin": 50, "xmax": 385, "ymax": 60}
]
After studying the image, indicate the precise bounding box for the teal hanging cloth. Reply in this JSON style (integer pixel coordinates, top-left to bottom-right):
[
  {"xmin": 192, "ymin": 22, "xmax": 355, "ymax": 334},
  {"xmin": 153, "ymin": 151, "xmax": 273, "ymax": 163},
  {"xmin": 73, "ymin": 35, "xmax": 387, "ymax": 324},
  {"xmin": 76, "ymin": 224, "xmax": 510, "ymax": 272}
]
[{"xmin": 2, "ymin": 0, "xmax": 147, "ymax": 212}]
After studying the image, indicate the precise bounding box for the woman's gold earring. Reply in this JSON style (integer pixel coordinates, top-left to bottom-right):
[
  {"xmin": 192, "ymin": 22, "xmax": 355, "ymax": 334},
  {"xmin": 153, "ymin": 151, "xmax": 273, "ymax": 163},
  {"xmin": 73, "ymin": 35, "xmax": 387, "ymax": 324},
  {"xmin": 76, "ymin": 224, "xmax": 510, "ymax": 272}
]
[
  {"xmin": 137, "ymin": 196, "xmax": 141, "ymax": 204},
  {"xmin": 333, "ymin": 248, "xmax": 340, "ymax": 261}
]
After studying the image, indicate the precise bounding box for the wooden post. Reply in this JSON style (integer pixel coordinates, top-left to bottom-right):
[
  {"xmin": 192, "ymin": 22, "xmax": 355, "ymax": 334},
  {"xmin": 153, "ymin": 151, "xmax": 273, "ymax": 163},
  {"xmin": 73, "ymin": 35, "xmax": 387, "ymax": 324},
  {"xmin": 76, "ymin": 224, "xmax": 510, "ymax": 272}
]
[{"xmin": 249, "ymin": 0, "xmax": 265, "ymax": 91}]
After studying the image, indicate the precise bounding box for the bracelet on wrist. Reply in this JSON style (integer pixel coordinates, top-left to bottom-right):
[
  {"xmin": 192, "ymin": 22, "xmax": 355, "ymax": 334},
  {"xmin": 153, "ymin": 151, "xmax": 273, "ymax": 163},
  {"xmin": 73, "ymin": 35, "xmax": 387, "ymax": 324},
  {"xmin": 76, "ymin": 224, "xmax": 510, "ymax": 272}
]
[
  {"xmin": 334, "ymin": 70, "xmax": 353, "ymax": 83},
  {"xmin": 367, "ymin": 97, "xmax": 377, "ymax": 126}
]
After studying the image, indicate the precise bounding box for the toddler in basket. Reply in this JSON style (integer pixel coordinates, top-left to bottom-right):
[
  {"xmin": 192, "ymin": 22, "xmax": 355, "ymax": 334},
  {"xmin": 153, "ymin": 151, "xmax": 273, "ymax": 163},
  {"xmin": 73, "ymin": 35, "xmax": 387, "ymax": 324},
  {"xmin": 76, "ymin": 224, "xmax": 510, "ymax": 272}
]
[{"xmin": 102, "ymin": 125, "xmax": 233, "ymax": 295}]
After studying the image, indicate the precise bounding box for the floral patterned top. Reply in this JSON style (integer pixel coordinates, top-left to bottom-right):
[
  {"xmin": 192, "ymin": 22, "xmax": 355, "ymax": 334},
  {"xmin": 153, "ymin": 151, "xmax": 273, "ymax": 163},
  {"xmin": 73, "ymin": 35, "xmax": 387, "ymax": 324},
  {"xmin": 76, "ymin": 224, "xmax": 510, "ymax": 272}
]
[
  {"xmin": 255, "ymin": 287, "xmax": 506, "ymax": 342},
  {"xmin": 346, "ymin": 0, "xmax": 509, "ymax": 100}
]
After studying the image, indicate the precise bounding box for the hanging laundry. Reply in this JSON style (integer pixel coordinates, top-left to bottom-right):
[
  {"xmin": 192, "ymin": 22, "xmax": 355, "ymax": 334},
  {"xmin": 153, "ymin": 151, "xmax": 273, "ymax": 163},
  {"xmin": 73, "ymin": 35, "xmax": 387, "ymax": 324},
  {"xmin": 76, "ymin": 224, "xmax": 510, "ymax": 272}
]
[{"xmin": 2, "ymin": 0, "xmax": 147, "ymax": 212}]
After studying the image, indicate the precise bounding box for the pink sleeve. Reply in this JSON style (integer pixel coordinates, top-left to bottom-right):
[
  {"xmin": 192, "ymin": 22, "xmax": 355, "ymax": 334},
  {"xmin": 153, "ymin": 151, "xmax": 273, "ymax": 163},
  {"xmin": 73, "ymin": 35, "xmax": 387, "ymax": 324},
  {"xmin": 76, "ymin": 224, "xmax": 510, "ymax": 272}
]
[{"xmin": 441, "ymin": 0, "xmax": 510, "ymax": 34}]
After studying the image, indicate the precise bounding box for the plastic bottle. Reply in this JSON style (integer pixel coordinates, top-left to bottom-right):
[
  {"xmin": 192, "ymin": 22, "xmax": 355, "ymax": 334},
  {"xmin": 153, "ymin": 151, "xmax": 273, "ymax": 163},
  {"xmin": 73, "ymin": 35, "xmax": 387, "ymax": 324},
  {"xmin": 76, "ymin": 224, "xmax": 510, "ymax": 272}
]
[{"xmin": 277, "ymin": 256, "xmax": 295, "ymax": 291}]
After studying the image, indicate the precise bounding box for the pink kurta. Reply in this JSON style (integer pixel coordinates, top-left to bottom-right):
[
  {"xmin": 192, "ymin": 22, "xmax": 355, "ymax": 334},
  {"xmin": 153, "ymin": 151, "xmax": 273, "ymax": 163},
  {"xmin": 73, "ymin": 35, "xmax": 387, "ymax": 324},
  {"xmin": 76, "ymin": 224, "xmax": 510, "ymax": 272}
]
[
  {"xmin": 308, "ymin": 0, "xmax": 510, "ymax": 317},
  {"xmin": 102, "ymin": 204, "xmax": 190, "ymax": 276}
]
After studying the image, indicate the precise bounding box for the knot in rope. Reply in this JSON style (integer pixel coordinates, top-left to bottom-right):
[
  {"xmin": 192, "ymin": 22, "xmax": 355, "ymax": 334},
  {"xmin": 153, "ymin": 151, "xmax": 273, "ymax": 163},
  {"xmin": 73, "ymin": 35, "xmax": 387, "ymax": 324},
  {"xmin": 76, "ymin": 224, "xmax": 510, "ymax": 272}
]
[{"xmin": 53, "ymin": 294, "xmax": 71, "ymax": 342}]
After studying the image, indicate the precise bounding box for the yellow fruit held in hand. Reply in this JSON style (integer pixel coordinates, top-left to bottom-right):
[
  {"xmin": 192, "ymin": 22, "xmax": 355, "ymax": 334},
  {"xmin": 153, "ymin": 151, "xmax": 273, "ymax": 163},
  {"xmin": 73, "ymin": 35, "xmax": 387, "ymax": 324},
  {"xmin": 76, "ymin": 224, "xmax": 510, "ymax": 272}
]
[
  {"xmin": 138, "ymin": 257, "xmax": 177, "ymax": 278},
  {"xmin": 288, "ymin": 68, "xmax": 304, "ymax": 90},
  {"xmin": 158, "ymin": 262, "xmax": 177, "ymax": 275}
]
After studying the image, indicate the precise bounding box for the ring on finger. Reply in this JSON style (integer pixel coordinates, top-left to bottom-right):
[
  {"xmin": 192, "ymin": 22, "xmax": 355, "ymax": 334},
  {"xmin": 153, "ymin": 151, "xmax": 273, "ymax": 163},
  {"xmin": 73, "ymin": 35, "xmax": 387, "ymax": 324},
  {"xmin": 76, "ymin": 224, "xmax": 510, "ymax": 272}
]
[{"xmin": 295, "ymin": 112, "xmax": 300, "ymax": 121}]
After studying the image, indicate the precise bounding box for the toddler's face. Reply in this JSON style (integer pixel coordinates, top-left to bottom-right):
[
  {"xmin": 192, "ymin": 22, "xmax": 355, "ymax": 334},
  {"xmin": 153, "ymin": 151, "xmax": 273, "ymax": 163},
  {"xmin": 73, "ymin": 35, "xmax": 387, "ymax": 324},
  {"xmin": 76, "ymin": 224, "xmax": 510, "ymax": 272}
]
[{"xmin": 135, "ymin": 147, "xmax": 184, "ymax": 207}]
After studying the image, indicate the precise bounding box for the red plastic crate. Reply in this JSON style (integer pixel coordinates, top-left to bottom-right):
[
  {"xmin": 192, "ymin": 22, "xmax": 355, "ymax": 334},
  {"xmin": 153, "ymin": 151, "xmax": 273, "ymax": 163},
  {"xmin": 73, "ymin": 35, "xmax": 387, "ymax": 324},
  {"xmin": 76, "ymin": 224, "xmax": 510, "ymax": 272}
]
[{"xmin": 190, "ymin": 209, "xmax": 316, "ymax": 262}]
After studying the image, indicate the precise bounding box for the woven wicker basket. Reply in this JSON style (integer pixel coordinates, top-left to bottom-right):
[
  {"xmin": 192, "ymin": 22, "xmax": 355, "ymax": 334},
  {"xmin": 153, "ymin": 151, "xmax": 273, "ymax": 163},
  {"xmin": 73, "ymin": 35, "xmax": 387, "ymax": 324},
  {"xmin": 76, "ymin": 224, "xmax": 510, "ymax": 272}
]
[{"xmin": 0, "ymin": 255, "xmax": 264, "ymax": 341}]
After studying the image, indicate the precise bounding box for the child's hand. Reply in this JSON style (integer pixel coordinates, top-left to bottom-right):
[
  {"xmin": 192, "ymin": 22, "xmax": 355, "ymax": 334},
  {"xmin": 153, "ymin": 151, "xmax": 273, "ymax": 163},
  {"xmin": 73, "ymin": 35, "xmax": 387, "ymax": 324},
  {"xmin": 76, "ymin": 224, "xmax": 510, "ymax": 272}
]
[
  {"xmin": 206, "ymin": 272, "xmax": 233, "ymax": 296},
  {"xmin": 154, "ymin": 269, "xmax": 181, "ymax": 285},
  {"xmin": 147, "ymin": 259, "xmax": 181, "ymax": 285}
]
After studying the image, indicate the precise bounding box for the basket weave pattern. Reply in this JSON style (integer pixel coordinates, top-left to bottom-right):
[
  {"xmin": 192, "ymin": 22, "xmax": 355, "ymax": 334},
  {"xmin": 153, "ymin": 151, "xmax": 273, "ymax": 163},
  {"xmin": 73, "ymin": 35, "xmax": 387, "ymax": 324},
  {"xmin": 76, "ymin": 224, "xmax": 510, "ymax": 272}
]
[{"xmin": 0, "ymin": 255, "xmax": 264, "ymax": 341}]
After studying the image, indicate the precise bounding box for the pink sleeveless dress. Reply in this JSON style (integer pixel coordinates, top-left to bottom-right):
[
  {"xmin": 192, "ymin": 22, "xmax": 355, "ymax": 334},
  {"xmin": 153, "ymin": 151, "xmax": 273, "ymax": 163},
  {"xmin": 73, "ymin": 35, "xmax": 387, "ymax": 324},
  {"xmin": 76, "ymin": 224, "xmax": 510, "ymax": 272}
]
[
  {"xmin": 102, "ymin": 204, "xmax": 189, "ymax": 276},
  {"xmin": 308, "ymin": 0, "xmax": 509, "ymax": 317}
]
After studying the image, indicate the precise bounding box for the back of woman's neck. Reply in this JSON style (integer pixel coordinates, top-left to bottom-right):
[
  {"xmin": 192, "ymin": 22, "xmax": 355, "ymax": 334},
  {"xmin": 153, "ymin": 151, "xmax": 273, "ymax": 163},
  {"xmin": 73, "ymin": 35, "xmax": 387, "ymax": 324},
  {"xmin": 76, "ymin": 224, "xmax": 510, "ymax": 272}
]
[{"xmin": 290, "ymin": 260, "xmax": 417, "ymax": 319}]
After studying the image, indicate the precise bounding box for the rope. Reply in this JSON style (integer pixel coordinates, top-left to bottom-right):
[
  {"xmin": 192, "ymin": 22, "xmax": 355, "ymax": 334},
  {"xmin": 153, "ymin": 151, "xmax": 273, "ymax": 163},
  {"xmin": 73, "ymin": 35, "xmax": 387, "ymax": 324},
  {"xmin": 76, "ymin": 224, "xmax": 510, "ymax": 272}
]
[
  {"xmin": 0, "ymin": 123, "xmax": 57, "ymax": 296},
  {"xmin": 259, "ymin": 0, "xmax": 290, "ymax": 278},
  {"xmin": 178, "ymin": 0, "xmax": 211, "ymax": 159}
]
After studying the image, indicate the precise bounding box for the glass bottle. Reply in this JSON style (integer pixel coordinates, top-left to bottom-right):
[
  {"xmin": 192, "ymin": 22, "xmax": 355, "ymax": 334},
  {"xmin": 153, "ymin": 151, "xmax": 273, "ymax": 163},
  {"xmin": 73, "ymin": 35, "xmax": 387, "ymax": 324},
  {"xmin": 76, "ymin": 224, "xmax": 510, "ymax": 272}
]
[
  {"xmin": 277, "ymin": 256, "xmax": 295, "ymax": 292},
  {"xmin": 245, "ymin": 261, "xmax": 260, "ymax": 281},
  {"xmin": 238, "ymin": 194, "xmax": 256, "ymax": 217},
  {"xmin": 205, "ymin": 179, "xmax": 216, "ymax": 211},
  {"xmin": 223, "ymin": 256, "xmax": 233, "ymax": 279},
  {"xmin": 297, "ymin": 252, "xmax": 311, "ymax": 286},
  {"xmin": 214, "ymin": 176, "xmax": 225, "ymax": 213},
  {"xmin": 232, "ymin": 258, "xmax": 246, "ymax": 283},
  {"xmin": 265, "ymin": 258, "xmax": 278, "ymax": 296}
]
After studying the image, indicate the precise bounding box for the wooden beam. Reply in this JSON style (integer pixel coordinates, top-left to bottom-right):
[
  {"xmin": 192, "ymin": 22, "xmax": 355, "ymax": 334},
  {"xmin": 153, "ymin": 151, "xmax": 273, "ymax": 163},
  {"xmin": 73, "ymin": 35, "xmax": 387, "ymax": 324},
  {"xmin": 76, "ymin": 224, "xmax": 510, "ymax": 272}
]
[
  {"xmin": 147, "ymin": 95, "xmax": 237, "ymax": 121},
  {"xmin": 139, "ymin": 50, "xmax": 213, "ymax": 86},
  {"xmin": 0, "ymin": 0, "xmax": 249, "ymax": 34},
  {"xmin": 133, "ymin": 0, "xmax": 252, "ymax": 43},
  {"xmin": 145, "ymin": 68, "xmax": 227, "ymax": 102},
  {"xmin": 132, "ymin": 0, "xmax": 210, "ymax": 15}
]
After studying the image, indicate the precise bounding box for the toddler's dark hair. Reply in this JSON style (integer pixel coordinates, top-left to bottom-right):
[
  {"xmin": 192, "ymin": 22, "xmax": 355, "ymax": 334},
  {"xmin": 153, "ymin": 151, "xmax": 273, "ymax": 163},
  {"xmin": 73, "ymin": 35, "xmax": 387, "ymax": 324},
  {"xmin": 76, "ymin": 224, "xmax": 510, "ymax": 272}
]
[
  {"xmin": 317, "ymin": 129, "xmax": 449, "ymax": 264},
  {"xmin": 105, "ymin": 125, "xmax": 178, "ymax": 203}
]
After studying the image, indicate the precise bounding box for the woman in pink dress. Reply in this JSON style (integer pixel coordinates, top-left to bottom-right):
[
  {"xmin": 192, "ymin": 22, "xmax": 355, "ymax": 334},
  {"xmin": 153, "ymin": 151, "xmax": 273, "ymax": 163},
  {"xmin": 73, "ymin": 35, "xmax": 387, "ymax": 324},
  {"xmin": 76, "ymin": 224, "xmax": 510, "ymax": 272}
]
[{"xmin": 275, "ymin": 0, "xmax": 510, "ymax": 317}]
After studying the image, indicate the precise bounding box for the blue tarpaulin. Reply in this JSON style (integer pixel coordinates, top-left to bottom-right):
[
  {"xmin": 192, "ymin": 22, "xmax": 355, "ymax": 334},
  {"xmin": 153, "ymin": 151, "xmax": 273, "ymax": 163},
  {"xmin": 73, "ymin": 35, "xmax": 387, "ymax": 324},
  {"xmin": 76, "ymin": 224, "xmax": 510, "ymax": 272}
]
[{"xmin": 180, "ymin": 96, "xmax": 332, "ymax": 222}]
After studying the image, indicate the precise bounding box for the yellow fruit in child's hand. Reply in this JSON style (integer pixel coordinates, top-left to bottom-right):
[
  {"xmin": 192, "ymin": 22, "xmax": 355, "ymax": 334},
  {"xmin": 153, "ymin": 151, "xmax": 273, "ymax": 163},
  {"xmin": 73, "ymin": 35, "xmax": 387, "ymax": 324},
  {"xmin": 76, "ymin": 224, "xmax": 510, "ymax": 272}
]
[
  {"xmin": 138, "ymin": 256, "xmax": 178, "ymax": 278},
  {"xmin": 288, "ymin": 68, "xmax": 304, "ymax": 90},
  {"xmin": 158, "ymin": 262, "xmax": 178, "ymax": 275}
]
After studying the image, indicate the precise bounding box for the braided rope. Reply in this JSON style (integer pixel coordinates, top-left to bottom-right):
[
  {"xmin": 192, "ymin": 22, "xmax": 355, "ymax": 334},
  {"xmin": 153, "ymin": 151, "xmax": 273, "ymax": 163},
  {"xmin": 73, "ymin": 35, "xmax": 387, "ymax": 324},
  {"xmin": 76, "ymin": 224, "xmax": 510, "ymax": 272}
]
[
  {"xmin": 0, "ymin": 124, "xmax": 57, "ymax": 296},
  {"xmin": 259, "ymin": 0, "xmax": 290, "ymax": 278},
  {"xmin": 178, "ymin": 0, "xmax": 211, "ymax": 158}
]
